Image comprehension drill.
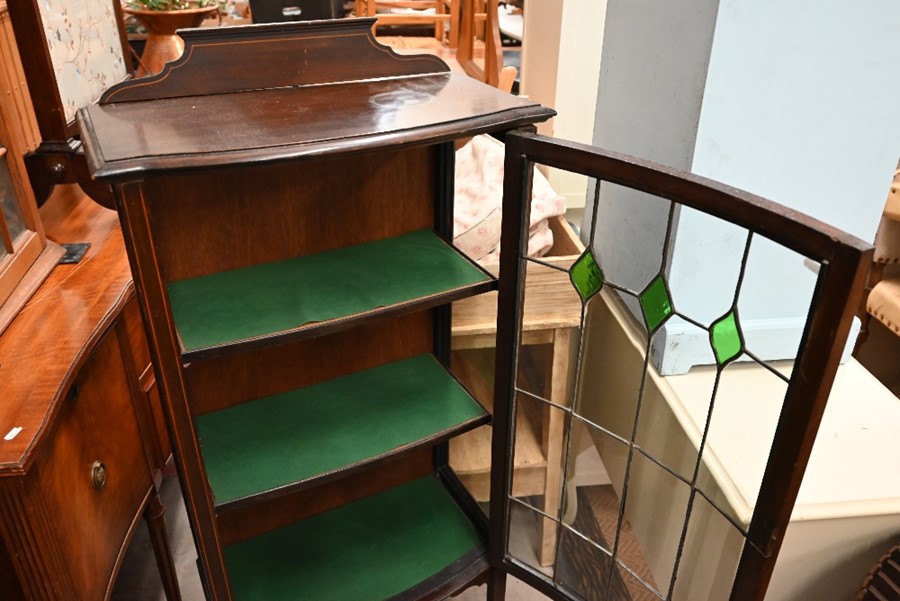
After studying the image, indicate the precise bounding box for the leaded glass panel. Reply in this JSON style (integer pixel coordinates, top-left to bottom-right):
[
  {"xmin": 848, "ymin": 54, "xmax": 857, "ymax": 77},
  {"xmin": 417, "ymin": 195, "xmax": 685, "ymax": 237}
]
[
  {"xmin": 508, "ymin": 499, "xmax": 556, "ymax": 580},
  {"xmin": 570, "ymin": 250, "xmax": 604, "ymax": 302},
  {"xmin": 561, "ymin": 422, "xmax": 626, "ymax": 550},
  {"xmin": 639, "ymin": 275, "xmax": 673, "ymax": 333},
  {"xmin": 555, "ymin": 526, "xmax": 615, "ymax": 601},
  {"xmin": 710, "ymin": 311, "xmax": 742, "ymax": 366},
  {"xmin": 736, "ymin": 237, "xmax": 816, "ymax": 365},
  {"xmin": 494, "ymin": 134, "xmax": 868, "ymax": 601},
  {"xmin": 576, "ymin": 292, "xmax": 644, "ymax": 442},
  {"xmin": 509, "ymin": 391, "xmax": 568, "ymax": 521},
  {"xmin": 670, "ymin": 494, "xmax": 743, "ymax": 601},
  {"xmin": 636, "ymin": 322, "xmax": 716, "ymax": 484},
  {"xmin": 665, "ymin": 207, "xmax": 747, "ymax": 328}
]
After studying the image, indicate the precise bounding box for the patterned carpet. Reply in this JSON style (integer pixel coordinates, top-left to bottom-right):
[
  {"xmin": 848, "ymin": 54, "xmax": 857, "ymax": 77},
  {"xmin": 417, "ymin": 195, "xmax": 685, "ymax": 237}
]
[{"xmin": 556, "ymin": 486, "xmax": 658, "ymax": 601}]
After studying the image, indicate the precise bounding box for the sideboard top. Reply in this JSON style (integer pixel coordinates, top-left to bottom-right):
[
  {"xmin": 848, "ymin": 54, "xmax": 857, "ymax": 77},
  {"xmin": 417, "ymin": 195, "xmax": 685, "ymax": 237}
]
[{"xmin": 77, "ymin": 19, "xmax": 554, "ymax": 180}]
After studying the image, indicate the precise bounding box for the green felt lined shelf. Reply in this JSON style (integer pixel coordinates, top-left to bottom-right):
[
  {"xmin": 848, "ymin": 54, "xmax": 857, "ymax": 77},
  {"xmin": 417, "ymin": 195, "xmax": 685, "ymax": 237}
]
[
  {"xmin": 167, "ymin": 229, "xmax": 492, "ymax": 359},
  {"xmin": 224, "ymin": 476, "xmax": 485, "ymax": 601},
  {"xmin": 197, "ymin": 354, "xmax": 488, "ymax": 508}
]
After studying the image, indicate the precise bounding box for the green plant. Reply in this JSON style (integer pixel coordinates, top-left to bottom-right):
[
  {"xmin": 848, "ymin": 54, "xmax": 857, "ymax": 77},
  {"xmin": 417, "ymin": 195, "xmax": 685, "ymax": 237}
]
[{"xmin": 125, "ymin": 0, "xmax": 221, "ymax": 10}]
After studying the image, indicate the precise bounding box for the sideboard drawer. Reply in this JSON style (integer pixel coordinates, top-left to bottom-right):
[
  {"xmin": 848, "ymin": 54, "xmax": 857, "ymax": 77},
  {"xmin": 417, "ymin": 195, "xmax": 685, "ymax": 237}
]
[{"xmin": 33, "ymin": 327, "xmax": 153, "ymax": 600}]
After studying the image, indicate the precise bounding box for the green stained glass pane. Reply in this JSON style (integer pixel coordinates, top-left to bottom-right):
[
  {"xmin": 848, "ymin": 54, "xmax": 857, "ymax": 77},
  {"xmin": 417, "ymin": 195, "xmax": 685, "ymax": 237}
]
[
  {"xmin": 711, "ymin": 311, "xmax": 742, "ymax": 365},
  {"xmin": 570, "ymin": 250, "xmax": 604, "ymax": 301},
  {"xmin": 639, "ymin": 275, "xmax": 672, "ymax": 331}
]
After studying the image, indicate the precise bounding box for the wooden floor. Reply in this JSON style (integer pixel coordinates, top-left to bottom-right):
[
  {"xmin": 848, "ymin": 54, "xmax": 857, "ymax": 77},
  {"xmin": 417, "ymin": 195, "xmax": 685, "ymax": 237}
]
[{"xmin": 586, "ymin": 486, "xmax": 658, "ymax": 599}]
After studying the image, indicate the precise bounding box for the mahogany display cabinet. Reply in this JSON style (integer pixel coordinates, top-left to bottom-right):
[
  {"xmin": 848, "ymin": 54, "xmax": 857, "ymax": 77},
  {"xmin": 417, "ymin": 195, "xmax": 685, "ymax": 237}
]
[
  {"xmin": 77, "ymin": 17, "xmax": 552, "ymax": 601},
  {"xmin": 78, "ymin": 17, "xmax": 871, "ymax": 601}
]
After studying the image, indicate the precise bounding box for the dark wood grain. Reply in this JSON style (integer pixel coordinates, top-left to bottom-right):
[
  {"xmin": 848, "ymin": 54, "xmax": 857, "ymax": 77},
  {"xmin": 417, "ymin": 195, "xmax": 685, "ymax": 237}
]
[
  {"xmin": 186, "ymin": 311, "xmax": 432, "ymax": 414},
  {"xmin": 79, "ymin": 24, "xmax": 553, "ymax": 180},
  {"xmin": 148, "ymin": 146, "xmax": 435, "ymax": 281},
  {"xmin": 388, "ymin": 549, "xmax": 489, "ymax": 601},
  {"xmin": 487, "ymin": 126, "xmax": 533, "ymax": 600},
  {"xmin": 0, "ymin": 522, "xmax": 25, "ymax": 600},
  {"xmin": 732, "ymin": 232, "xmax": 871, "ymax": 600},
  {"xmin": 100, "ymin": 18, "xmax": 449, "ymax": 104},
  {"xmin": 513, "ymin": 133, "xmax": 870, "ymax": 264},
  {"xmin": 117, "ymin": 176, "xmax": 234, "ymax": 597},
  {"xmin": 83, "ymin": 74, "xmax": 551, "ymax": 179},
  {"xmin": 217, "ymin": 448, "xmax": 433, "ymax": 546}
]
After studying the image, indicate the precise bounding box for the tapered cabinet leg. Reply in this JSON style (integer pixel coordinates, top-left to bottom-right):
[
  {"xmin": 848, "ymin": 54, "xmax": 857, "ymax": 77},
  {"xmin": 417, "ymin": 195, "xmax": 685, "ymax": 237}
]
[
  {"xmin": 486, "ymin": 568, "xmax": 507, "ymax": 601},
  {"xmin": 144, "ymin": 491, "xmax": 182, "ymax": 601}
]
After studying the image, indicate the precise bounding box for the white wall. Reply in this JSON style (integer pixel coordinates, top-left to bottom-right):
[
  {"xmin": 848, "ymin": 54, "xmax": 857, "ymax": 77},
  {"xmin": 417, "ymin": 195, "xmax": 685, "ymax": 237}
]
[
  {"xmin": 669, "ymin": 0, "xmax": 900, "ymax": 373},
  {"xmin": 519, "ymin": 0, "xmax": 563, "ymax": 138},
  {"xmin": 547, "ymin": 0, "xmax": 605, "ymax": 209},
  {"xmin": 586, "ymin": 0, "xmax": 720, "ymax": 316},
  {"xmin": 587, "ymin": 0, "xmax": 900, "ymax": 374},
  {"xmin": 692, "ymin": 0, "xmax": 900, "ymax": 242},
  {"xmin": 520, "ymin": 0, "xmax": 605, "ymax": 208}
]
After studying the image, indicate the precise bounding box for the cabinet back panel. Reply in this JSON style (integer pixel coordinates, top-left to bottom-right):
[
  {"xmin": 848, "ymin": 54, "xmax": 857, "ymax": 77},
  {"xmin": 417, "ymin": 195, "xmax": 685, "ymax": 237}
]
[
  {"xmin": 144, "ymin": 145, "xmax": 436, "ymax": 282},
  {"xmin": 217, "ymin": 448, "xmax": 433, "ymax": 547},
  {"xmin": 186, "ymin": 310, "xmax": 433, "ymax": 415}
]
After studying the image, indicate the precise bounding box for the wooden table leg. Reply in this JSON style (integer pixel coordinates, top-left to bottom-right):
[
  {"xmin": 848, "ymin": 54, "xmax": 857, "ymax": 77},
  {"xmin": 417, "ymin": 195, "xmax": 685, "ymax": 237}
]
[
  {"xmin": 538, "ymin": 327, "xmax": 574, "ymax": 566},
  {"xmin": 144, "ymin": 490, "xmax": 182, "ymax": 601}
]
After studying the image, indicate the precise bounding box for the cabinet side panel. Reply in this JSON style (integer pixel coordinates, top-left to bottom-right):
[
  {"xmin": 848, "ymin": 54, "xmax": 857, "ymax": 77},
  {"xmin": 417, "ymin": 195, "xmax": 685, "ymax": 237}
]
[
  {"xmin": 186, "ymin": 310, "xmax": 433, "ymax": 415},
  {"xmin": 145, "ymin": 145, "xmax": 437, "ymax": 282}
]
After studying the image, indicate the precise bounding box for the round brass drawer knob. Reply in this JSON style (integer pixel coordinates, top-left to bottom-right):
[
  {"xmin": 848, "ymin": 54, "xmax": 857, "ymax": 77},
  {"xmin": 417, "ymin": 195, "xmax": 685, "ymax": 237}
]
[{"xmin": 91, "ymin": 461, "xmax": 107, "ymax": 489}]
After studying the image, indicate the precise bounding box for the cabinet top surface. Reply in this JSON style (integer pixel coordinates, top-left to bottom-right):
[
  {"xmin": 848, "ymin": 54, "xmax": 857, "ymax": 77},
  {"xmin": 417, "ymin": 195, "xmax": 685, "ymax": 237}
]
[
  {"xmin": 80, "ymin": 73, "xmax": 551, "ymax": 180},
  {"xmin": 76, "ymin": 20, "xmax": 553, "ymax": 180}
]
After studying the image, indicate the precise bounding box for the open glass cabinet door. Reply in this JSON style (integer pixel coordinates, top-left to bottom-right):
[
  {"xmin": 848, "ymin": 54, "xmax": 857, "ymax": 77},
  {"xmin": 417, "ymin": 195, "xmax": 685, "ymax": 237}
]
[{"xmin": 488, "ymin": 131, "xmax": 871, "ymax": 601}]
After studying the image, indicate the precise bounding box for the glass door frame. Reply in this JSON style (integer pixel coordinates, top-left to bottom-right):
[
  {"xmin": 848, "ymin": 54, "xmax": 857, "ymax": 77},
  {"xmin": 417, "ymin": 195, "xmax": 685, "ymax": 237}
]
[{"xmin": 488, "ymin": 131, "xmax": 872, "ymax": 601}]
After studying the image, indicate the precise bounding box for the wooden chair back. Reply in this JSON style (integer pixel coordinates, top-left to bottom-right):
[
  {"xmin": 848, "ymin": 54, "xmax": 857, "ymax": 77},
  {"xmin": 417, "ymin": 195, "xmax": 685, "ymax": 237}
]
[
  {"xmin": 356, "ymin": 0, "xmax": 450, "ymax": 41},
  {"xmin": 854, "ymin": 169, "xmax": 900, "ymax": 352},
  {"xmin": 456, "ymin": 0, "xmax": 515, "ymax": 92}
]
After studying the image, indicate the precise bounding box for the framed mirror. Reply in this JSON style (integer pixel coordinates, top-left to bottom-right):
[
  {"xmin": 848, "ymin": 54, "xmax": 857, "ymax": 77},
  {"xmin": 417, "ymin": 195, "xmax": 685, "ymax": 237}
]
[{"xmin": 0, "ymin": 1, "xmax": 66, "ymax": 332}]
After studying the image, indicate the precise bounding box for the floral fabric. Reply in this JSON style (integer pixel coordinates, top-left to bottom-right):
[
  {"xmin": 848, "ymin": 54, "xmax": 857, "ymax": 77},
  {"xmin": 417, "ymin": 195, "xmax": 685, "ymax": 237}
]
[
  {"xmin": 454, "ymin": 134, "xmax": 566, "ymax": 263},
  {"xmin": 38, "ymin": 0, "xmax": 127, "ymax": 122}
]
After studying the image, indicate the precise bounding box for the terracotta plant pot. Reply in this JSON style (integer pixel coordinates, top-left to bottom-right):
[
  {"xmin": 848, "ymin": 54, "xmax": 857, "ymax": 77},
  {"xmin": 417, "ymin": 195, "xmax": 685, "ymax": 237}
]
[{"xmin": 125, "ymin": 6, "xmax": 218, "ymax": 77}]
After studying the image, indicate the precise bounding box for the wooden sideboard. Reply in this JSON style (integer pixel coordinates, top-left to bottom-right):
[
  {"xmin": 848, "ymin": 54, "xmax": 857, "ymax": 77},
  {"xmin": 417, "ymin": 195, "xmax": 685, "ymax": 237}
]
[{"xmin": 0, "ymin": 185, "xmax": 179, "ymax": 600}]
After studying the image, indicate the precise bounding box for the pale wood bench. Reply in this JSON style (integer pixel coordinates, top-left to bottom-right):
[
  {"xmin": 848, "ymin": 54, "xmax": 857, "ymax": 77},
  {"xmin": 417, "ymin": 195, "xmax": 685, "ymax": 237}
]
[{"xmin": 450, "ymin": 214, "xmax": 584, "ymax": 566}]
